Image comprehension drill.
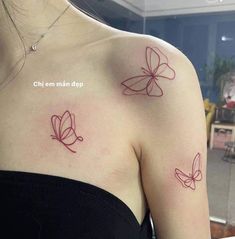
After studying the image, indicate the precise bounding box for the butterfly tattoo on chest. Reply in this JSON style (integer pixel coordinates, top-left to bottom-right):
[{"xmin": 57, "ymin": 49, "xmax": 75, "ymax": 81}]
[
  {"xmin": 121, "ymin": 46, "xmax": 176, "ymax": 97},
  {"xmin": 50, "ymin": 110, "xmax": 83, "ymax": 153},
  {"xmin": 175, "ymin": 153, "xmax": 202, "ymax": 190}
]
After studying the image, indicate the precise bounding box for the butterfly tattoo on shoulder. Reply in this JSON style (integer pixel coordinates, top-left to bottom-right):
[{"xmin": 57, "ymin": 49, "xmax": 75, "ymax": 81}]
[
  {"xmin": 50, "ymin": 110, "xmax": 83, "ymax": 153},
  {"xmin": 175, "ymin": 153, "xmax": 203, "ymax": 190},
  {"xmin": 121, "ymin": 46, "xmax": 176, "ymax": 97}
]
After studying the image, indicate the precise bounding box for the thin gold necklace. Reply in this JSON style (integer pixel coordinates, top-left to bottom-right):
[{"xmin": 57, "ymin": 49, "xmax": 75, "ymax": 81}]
[
  {"xmin": 29, "ymin": 5, "xmax": 70, "ymax": 53},
  {"xmin": 0, "ymin": 4, "xmax": 71, "ymax": 90}
]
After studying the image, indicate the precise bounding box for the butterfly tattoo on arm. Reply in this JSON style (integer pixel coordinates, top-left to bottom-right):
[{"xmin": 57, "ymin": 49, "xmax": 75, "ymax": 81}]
[
  {"xmin": 175, "ymin": 153, "xmax": 203, "ymax": 190},
  {"xmin": 121, "ymin": 46, "xmax": 176, "ymax": 97},
  {"xmin": 50, "ymin": 110, "xmax": 83, "ymax": 153}
]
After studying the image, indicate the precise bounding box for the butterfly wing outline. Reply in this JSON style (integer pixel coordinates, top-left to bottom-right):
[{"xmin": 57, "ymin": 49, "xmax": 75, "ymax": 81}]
[
  {"xmin": 51, "ymin": 111, "xmax": 83, "ymax": 153},
  {"xmin": 175, "ymin": 153, "xmax": 202, "ymax": 190},
  {"xmin": 51, "ymin": 114, "xmax": 64, "ymax": 140},
  {"xmin": 121, "ymin": 75, "xmax": 156, "ymax": 96},
  {"xmin": 60, "ymin": 111, "xmax": 79, "ymax": 142},
  {"xmin": 150, "ymin": 47, "xmax": 176, "ymax": 82},
  {"xmin": 121, "ymin": 46, "xmax": 176, "ymax": 97},
  {"xmin": 175, "ymin": 168, "xmax": 195, "ymax": 190},
  {"xmin": 192, "ymin": 153, "xmax": 202, "ymax": 182}
]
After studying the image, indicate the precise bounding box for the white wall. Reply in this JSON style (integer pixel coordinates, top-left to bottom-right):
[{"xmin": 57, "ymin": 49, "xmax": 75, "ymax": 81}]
[
  {"xmin": 112, "ymin": 0, "xmax": 145, "ymax": 15},
  {"xmin": 145, "ymin": 0, "xmax": 235, "ymax": 17},
  {"xmin": 113, "ymin": 0, "xmax": 235, "ymax": 16}
]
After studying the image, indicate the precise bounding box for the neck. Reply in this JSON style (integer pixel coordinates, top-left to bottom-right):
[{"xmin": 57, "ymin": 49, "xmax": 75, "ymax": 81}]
[
  {"xmin": 0, "ymin": 0, "xmax": 70, "ymax": 50},
  {"xmin": 0, "ymin": 0, "xmax": 99, "ymax": 81}
]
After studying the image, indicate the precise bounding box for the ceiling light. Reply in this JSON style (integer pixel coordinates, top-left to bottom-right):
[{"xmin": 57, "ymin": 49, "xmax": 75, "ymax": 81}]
[
  {"xmin": 221, "ymin": 35, "xmax": 234, "ymax": 41},
  {"xmin": 207, "ymin": 0, "xmax": 223, "ymax": 3}
]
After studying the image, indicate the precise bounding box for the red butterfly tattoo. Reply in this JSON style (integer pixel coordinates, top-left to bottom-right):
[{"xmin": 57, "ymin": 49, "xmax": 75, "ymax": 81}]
[
  {"xmin": 121, "ymin": 46, "xmax": 176, "ymax": 97},
  {"xmin": 175, "ymin": 153, "xmax": 202, "ymax": 190},
  {"xmin": 50, "ymin": 110, "xmax": 83, "ymax": 153}
]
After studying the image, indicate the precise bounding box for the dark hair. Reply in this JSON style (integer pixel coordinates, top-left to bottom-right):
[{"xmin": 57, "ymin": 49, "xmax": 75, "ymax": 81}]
[{"xmin": 0, "ymin": 0, "xmax": 108, "ymax": 90}]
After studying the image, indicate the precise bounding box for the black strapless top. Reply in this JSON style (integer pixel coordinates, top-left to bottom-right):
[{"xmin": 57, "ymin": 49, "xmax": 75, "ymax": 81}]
[{"xmin": 0, "ymin": 170, "xmax": 152, "ymax": 239}]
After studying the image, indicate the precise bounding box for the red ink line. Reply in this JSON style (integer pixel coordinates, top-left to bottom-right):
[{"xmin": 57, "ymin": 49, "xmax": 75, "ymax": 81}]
[
  {"xmin": 175, "ymin": 153, "xmax": 202, "ymax": 190},
  {"xmin": 121, "ymin": 46, "xmax": 176, "ymax": 97},
  {"xmin": 50, "ymin": 110, "xmax": 83, "ymax": 154}
]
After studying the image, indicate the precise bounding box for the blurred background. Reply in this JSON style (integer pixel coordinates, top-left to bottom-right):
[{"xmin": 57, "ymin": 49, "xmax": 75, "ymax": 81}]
[{"xmin": 71, "ymin": 1, "xmax": 235, "ymax": 238}]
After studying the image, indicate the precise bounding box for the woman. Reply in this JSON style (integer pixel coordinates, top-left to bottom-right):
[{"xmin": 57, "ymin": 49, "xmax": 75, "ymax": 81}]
[{"xmin": 0, "ymin": 0, "xmax": 211, "ymax": 238}]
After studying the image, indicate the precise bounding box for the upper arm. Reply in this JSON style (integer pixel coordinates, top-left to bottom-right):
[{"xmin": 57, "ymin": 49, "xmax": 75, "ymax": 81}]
[{"xmin": 124, "ymin": 36, "xmax": 210, "ymax": 239}]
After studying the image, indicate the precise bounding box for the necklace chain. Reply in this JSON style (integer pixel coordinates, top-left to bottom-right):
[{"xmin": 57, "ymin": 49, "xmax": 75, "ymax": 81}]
[{"xmin": 29, "ymin": 5, "xmax": 70, "ymax": 53}]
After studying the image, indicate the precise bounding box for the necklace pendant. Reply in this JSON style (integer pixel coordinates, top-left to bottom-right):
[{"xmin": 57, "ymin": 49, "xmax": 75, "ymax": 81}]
[{"xmin": 31, "ymin": 44, "xmax": 37, "ymax": 52}]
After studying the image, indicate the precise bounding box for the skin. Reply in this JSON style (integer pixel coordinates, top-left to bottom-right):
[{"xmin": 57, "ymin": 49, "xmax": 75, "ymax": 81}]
[{"xmin": 0, "ymin": 0, "xmax": 211, "ymax": 238}]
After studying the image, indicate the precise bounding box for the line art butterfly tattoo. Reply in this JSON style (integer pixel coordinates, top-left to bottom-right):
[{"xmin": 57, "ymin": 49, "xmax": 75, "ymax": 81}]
[
  {"xmin": 175, "ymin": 153, "xmax": 202, "ymax": 190},
  {"xmin": 121, "ymin": 46, "xmax": 176, "ymax": 97},
  {"xmin": 50, "ymin": 110, "xmax": 83, "ymax": 153}
]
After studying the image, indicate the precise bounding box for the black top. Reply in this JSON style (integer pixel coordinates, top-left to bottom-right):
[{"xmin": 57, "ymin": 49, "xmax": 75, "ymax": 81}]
[{"xmin": 0, "ymin": 170, "xmax": 153, "ymax": 239}]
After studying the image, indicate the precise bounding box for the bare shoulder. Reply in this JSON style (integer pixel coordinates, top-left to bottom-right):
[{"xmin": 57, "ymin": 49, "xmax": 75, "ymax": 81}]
[
  {"xmin": 110, "ymin": 33, "xmax": 210, "ymax": 239},
  {"xmin": 104, "ymin": 31, "xmax": 205, "ymax": 143},
  {"xmin": 108, "ymin": 31, "xmax": 202, "ymax": 112},
  {"xmin": 105, "ymin": 31, "xmax": 206, "ymax": 163},
  {"xmin": 108, "ymin": 31, "xmax": 194, "ymax": 72}
]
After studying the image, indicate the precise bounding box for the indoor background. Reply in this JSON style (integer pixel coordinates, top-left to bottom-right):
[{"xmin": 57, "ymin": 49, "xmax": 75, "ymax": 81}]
[{"xmin": 71, "ymin": 1, "xmax": 235, "ymax": 238}]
